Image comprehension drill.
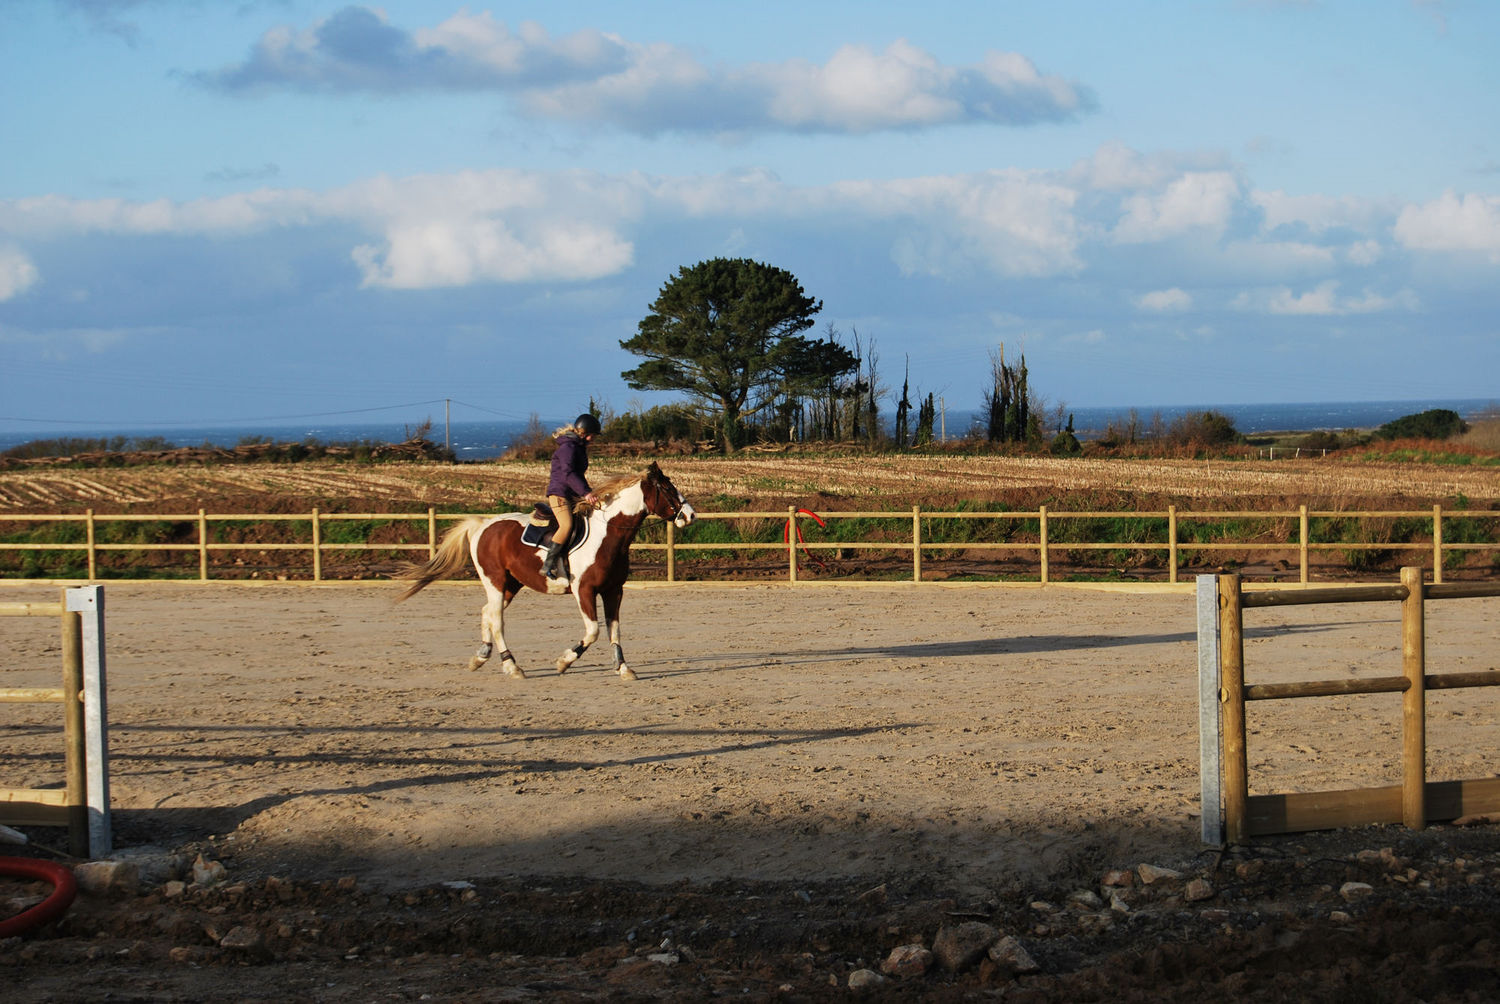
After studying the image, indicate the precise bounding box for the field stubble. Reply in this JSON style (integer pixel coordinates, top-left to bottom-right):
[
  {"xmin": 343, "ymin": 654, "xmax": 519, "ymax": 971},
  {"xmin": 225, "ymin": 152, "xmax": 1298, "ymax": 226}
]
[{"xmin": 1, "ymin": 453, "xmax": 1495, "ymax": 514}]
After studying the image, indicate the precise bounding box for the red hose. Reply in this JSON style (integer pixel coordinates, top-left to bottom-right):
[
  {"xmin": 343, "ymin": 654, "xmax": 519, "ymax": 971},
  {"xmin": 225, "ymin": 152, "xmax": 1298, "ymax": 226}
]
[
  {"xmin": 0, "ymin": 857, "xmax": 77, "ymax": 938},
  {"xmin": 783, "ymin": 508, "xmax": 827, "ymax": 569}
]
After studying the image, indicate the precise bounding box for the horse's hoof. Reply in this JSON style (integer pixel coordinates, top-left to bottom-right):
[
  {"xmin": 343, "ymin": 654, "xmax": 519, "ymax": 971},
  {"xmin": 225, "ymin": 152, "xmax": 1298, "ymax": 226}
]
[
  {"xmin": 503, "ymin": 661, "xmax": 525, "ymax": 679},
  {"xmin": 467, "ymin": 656, "xmax": 486, "ymax": 672},
  {"xmin": 618, "ymin": 664, "xmax": 638, "ymax": 681},
  {"xmin": 546, "ymin": 578, "xmax": 568, "ymax": 596},
  {"xmin": 555, "ymin": 657, "xmax": 571, "ymax": 674}
]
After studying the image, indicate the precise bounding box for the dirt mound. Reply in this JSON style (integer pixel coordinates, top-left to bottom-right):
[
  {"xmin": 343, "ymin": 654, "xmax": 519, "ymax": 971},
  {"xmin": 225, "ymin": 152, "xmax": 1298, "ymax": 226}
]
[{"xmin": 6, "ymin": 825, "xmax": 1500, "ymax": 1000}]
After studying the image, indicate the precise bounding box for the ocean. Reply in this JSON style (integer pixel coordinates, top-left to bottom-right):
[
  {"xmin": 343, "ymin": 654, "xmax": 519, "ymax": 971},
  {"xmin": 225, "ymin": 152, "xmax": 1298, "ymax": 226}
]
[{"xmin": 0, "ymin": 398, "xmax": 1493, "ymax": 461}]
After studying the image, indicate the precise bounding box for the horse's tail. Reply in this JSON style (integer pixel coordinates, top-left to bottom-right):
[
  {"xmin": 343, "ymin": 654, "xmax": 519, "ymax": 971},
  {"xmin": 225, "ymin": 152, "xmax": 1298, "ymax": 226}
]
[{"xmin": 394, "ymin": 516, "xmax": 484, "ymax": 602}]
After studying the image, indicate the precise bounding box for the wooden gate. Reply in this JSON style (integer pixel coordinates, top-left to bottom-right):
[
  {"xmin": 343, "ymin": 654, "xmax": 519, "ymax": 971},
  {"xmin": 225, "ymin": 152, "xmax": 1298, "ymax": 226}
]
[
  {"xmin": 0, "ymin": 586, "xmax": 111, "ymax": 857},
  {"xmin": 1199, "ymin": 568, "xmax": 1500, "ymax": 844}
]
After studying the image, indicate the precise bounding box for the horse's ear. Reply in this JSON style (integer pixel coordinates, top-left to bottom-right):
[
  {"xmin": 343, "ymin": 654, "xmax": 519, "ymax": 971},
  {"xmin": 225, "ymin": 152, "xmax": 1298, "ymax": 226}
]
[{"xmin": 647, "ymin": 461, "xmax": 661, "ymax": 475}]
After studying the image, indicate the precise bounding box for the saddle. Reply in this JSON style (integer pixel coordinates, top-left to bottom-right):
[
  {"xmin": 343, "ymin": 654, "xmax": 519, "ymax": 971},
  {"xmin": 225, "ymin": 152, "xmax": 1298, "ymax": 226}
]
[{"xmin": 519, "ymin": 501, "xmax": 588, "ymax": 552}]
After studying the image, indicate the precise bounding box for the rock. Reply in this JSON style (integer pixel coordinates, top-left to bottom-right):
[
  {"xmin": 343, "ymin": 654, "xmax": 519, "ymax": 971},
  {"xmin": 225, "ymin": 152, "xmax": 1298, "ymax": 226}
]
[
  {"xmin": 1108, "ymin": 891, "xmax": 1131, "ymax": 914},
  {"xmin": 1339, "ymin": 882, "xmax": 1374, "ymax": 903},
  {"xmin": 857, "ymin": 883, "xmax": 887, "ymax": 906},
  {"xmin": 110, "ymin": 846, "xmax": 188, "ymax": 886},
  {"xmin": 1067, "ymin": 889, "xmax": 1104, "ymax": 910},
  {"xmin": 1235, "ymin": 859, "xmax": 1265, "ymax": 880},
  {"xmin": 988, "ymin": 935, "xmax": 1041, "ymax": 974},
  {"xmin": 163, "ymin": 881, "xmax": 186, "ymax": 899},
  {"xmin": 1101, "ymin": 869, "xmax": 1135, "ymax": 887},
  {"xmin": 219, "ymin": 925, "xmax": 265, "ymax": 954},
  {"xmin": 847, "ymin": 969, "xmax": 884, "ymax": 990},
  {"xmin": 932, "ymin": 921, "xmax": 1001, "ymax": 971},
  {"xmin": 646, "ymin": 951, "xmax": 680, "ymax": 966},
  {"xmin": 881, "ymin": 944, "xmax": 933, "ymax": 977},
  {"xmin": 1184, "ymin": 878, "xmax": 1215, "ymax": 902},
  {"xmin": 191, "ymin": 854, "xmax": 226, "ymax": 887},
  {"xmin": 73, "ymin": 859, "xmax": 140, "ymax": 895},
  {"xmin": 1330, "ymin": 910, "xmax": 1352, "ymax": 923},
  {"xmin": 1138, "ymin": 864, "xmax": 1183, "ymax": 885}
]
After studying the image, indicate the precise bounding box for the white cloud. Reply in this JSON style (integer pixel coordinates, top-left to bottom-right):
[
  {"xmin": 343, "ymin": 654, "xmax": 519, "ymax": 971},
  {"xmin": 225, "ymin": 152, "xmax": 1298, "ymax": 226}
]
[
  {"xmin": 1233, "ymin": 280, "xmax": 1416, "ymax": 315},
  {"xmin": 1113, "ymin": 171, "xmax": 1240, "ymax": 243},
  {"xmin": 1136, "ymin": 288, "xmax": 1192, "ymax": 312},
  {"xmin": 1394, "ymin": 191, "xmax": 1500, "ymax": 260},
  {"xmin": 859, "ymin": 171, "xmax": 1084, "ymax": 278},
  {"xmin": 202, "ymin": 9, "xmax": 1093, "ymax": 135},
  {"xmin": 1252, "ymin": 189, "xmax": 1386, "ymax": 233},
  {"xmin": 352, "ymin": 218, "xmax": 634, "ymax": 288},
  {"xmin": 0, "ymin": 246, "xmax": 39, "ymax": 301},
  {"xmin": 1345, "ymin": 239, "xmax": 1383, "ymax": 266}
]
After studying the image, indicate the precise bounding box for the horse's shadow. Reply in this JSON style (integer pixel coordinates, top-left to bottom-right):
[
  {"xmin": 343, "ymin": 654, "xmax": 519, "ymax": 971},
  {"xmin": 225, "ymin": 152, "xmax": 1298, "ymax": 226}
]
[{"xmin": 642, "ymin": 619, "xmax": 1368, "ymax": 677}]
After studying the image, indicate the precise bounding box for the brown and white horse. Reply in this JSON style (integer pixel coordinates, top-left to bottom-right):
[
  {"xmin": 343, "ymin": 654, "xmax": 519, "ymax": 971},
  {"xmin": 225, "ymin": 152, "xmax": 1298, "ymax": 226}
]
[{"xmin": 396, "ymin": 462, "xmax": 695, "ymax": 680}]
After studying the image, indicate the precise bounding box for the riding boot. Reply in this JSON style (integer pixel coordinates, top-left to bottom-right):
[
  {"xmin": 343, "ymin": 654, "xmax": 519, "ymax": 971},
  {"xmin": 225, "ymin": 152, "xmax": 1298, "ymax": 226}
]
[{"xmin": 541, "ymin": 541, "xmax": 565, "ymax": 578}]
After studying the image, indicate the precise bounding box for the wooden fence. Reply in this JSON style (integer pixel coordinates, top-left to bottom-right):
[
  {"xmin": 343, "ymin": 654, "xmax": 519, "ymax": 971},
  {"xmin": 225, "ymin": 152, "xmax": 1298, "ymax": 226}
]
[
  {"xmin": 1198, "ymin": 568, "xmax": 1500, "ymax": 844},
  {"xmin": 0, "ymin": 504, "xmax": 1496, "ymax": 584},
  {"xmin": 0, "ymin": 585, "xmax": 110, "ymax": 857}
]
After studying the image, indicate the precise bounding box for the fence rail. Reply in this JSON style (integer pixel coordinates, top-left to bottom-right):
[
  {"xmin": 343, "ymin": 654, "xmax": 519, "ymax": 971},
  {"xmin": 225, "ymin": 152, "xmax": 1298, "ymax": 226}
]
[{"xmin": 1, "ymin": 503, "xmax": 1496, "ymax": 585}]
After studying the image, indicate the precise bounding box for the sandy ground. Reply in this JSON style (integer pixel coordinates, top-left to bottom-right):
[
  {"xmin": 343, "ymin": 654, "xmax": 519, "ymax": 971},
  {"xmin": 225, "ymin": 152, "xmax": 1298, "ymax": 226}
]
[
  {"xmin": 5, "ymin": 579, "xmax": 1498, "ymax": 891},
  {"xmin": 5, "ymin": 579, "xmax": 1500, "ymax": 1000}
]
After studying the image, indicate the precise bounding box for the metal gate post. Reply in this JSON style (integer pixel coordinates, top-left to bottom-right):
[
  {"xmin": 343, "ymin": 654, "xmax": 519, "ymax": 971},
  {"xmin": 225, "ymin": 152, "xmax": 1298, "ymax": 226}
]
[{"xmin": 1197, "ymin": 575, "xmax": 1223, "ymax": 843}]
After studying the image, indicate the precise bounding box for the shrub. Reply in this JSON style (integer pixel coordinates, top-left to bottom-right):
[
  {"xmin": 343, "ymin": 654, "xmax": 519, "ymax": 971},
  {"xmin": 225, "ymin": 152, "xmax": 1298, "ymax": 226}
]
[{"xmin": 1375, "ymin": 409, "xmax": 1468, "ymax": 441}]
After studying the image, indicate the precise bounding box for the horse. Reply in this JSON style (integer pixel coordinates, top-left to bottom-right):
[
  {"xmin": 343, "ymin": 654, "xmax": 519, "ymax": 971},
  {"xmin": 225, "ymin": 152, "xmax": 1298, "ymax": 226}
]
[{"xmin": 395, "ymin": 462, "xmax": 696, "ymax": 680}]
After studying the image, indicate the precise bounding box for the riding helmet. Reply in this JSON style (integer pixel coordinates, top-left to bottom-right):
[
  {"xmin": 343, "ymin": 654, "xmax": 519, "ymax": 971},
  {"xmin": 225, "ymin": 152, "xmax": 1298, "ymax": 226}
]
[{"xmin": 574, "ymin": 413, "xmax": 602, "ymax": 436}]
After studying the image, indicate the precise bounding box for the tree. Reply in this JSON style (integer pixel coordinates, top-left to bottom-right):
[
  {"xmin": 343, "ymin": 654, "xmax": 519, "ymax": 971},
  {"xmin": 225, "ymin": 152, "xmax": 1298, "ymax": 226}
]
[
  {"xmin": 621, "ymin": 258, "xmax": 850, "ymax": 451},
  {"xmin": 894, "ymin": 356, "xmax": 912, "ymax": 448},
  {"xmin": 982, "ymin": 343, "xmax": 1031, "ymax": 445},
  {"xmin": 1375, "ymin": 409, "xmax": 1468, "ymax": 441}
]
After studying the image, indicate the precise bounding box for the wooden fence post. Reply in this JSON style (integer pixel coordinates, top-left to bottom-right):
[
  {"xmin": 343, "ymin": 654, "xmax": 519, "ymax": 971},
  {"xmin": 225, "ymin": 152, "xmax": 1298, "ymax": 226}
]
[
  {"xmin": 1401, "ymin": 565, "xmax": 1427, "ymax": 830},
  {"xmin": 1432, "ymin": 504, "xmax": 1443, "ymax": 585},
  {"xmin": 666, "ymin": 519, "xmax": 676, "ymax": 583},
  {"xmin": 1219, "ymin": 573, "xmax": 1248, "ymax": 844},
  {"xmin": 1038, "ymin": 506, "xmax": 1049, "ymax": 584},
  {"xmin": 85, "ymin": 508, "xmax": 97, "ymax": 581},
  {"xmin": 311, "ymin": 508, "xmax": 322, "ymax": 582},
  {"xmin": 912, "ymin": 506, "xmax": 921, "ymax": 583},
  {"xmin": 788, "ymin": 506, "xmax": 797, "ymax": 584},
  {"xmin": 198, "ymin": 509, "xmax": 209, "ymax": 581},
  {"xmin": 1299, "ymin": 505, "xmax": 1309, "ymax": 584},
  {"xmin": 427, "ymin": 507, "xmax": 437, "ymax": 558},
  {"xmin": 1168, "ymin": 505, "xmax": 1178, "ymax": 584},
  {"xmin": 60, "ymin": 597, "xmax": 88, "ymax": 857}
]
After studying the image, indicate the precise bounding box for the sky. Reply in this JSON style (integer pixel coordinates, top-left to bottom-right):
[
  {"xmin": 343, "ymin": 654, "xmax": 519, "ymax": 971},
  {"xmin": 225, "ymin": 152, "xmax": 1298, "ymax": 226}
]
[{"xmin": 2, "ymin": 0, "xmax": 1498, "ymax": 437}]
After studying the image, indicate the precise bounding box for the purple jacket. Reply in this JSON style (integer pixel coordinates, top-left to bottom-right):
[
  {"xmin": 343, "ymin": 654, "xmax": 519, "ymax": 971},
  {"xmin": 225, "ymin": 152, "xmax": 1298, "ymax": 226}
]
[{"xmin": 547, "ymin": 432, "xmax": 592, "ymax": 499}]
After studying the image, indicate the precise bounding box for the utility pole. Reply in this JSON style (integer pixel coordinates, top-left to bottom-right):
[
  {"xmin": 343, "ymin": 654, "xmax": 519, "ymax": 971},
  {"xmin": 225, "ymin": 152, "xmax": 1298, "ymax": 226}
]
[
  {"xmin": 940, "ymin": 397, "xmax": 946, "ymax": 443},
  {"xmin": 445, "ymin": 399, "xmax": 451, "ymax": 457}
]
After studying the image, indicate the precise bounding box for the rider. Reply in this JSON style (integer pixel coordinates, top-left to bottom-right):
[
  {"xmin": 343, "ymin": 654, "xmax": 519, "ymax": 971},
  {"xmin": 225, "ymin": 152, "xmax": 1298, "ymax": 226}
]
[{"xmin": 542, "ymin": 413, "xmax": 601, "ymax": 578}]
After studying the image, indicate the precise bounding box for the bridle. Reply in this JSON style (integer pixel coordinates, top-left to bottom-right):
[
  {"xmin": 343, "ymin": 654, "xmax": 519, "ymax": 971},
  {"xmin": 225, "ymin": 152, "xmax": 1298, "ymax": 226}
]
[{"xmin": 645, "ymin": 471, "xmax": 685, "ymax": 521}]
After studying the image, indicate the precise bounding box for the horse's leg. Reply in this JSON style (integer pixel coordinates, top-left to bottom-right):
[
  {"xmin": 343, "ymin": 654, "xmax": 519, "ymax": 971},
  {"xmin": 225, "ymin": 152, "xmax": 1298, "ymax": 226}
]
[
  {"xmin": 555, "ymin": 584, "xmax": 600, "ymax": 675},
  {"xmin": 471, "ymin": 575, "xmax": 525, "ymax": 678},
  {"xmin": 602, "ymin": 586, "xmax": 635, "ymax": 681}
]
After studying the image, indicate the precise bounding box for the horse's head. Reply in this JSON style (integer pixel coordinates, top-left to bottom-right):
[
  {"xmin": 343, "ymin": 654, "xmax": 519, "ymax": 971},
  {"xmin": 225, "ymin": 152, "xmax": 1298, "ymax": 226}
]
[{"xmin": 643, "ymin": 462, "xmax": 696, "ymax": 528}]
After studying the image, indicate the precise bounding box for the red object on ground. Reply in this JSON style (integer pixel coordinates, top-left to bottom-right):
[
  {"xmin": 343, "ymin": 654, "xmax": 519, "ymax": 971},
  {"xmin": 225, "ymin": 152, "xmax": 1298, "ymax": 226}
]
[{"xmin": 0, "ymin": 857, "xmax": 77, "ymax": 938}]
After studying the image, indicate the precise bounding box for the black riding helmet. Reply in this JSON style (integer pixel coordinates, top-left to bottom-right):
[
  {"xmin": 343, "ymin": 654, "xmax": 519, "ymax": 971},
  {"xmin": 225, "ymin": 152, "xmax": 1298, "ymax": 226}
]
[{"xmin": 574, "ymin": 413, "xmax": 602, "ymax": 437}]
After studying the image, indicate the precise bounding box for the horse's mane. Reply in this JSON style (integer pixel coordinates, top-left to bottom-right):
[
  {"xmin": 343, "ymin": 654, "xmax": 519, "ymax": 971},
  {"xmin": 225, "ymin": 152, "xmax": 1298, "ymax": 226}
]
[{"xmin": 576, "ymin": 467, "xmax": 654, "ymax": 515}]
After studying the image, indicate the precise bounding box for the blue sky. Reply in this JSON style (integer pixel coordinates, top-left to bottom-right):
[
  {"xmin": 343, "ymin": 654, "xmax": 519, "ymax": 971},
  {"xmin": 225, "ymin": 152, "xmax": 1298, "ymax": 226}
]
[{"xmin": 2, "ymin": 0, "xmax": 1497, "ymax": 436}]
